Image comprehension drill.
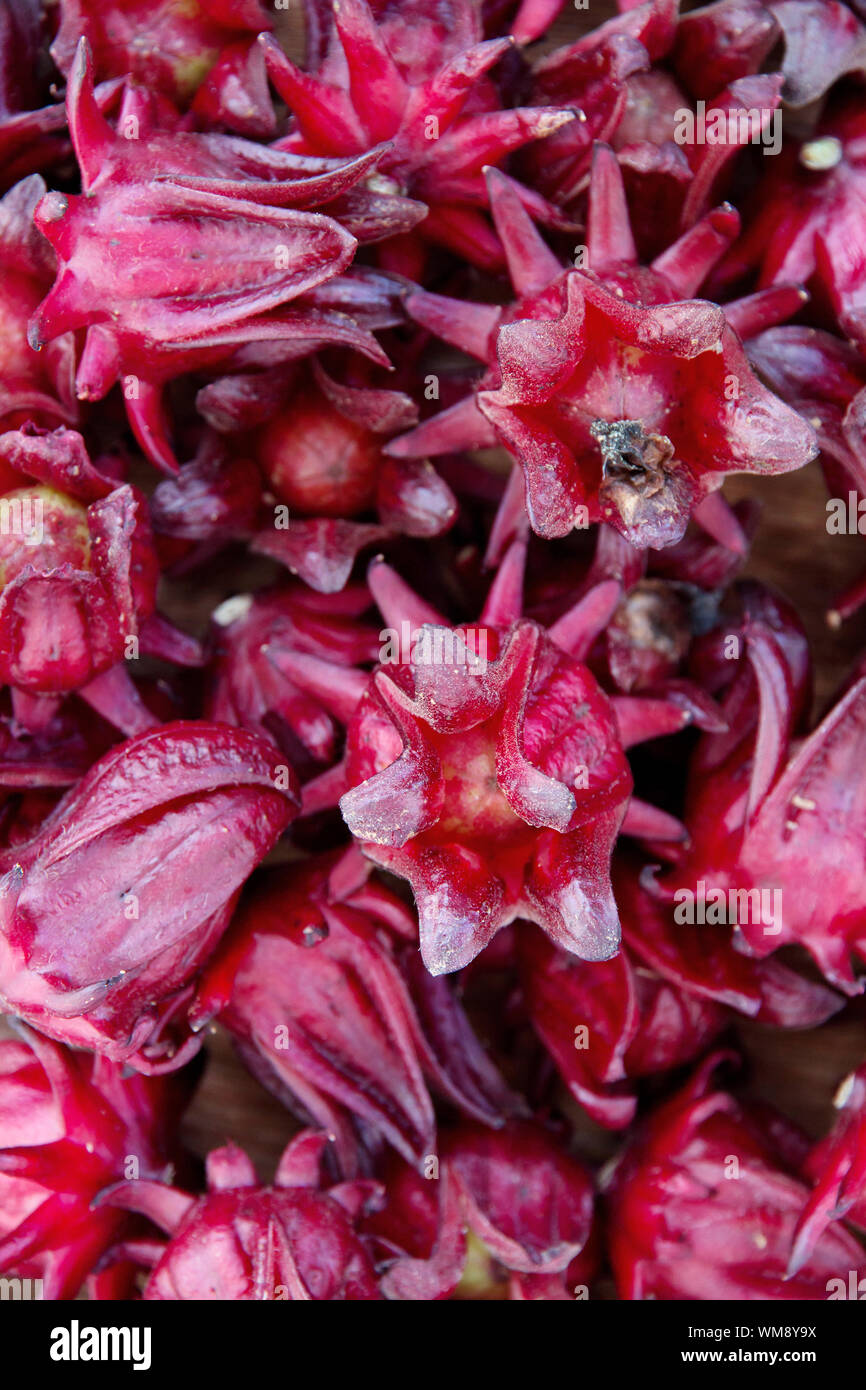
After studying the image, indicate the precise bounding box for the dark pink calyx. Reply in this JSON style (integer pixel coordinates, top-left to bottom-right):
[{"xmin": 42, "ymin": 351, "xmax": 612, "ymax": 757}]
[
  {"xmin": 606, "ymin": 1054, "xmax": 866, "ymax": 1300},
  {"xmin": 0, "ymin": 425, "xmax": 201, "ymax": 731},
  {"xmin": 671, "ymin": 610, "xmax": 866, "ymax": 992},
  {"xmin": 98, "ymin": 1130, "xmax": 383, "ymax": 1300},
  {"xmin": 260, "ymin": 0, "xmax": 577, "ymax": 272},
  {"xmin": 0, "ymin": 177, "xmax": 78, "ymax": 429},
  {"xmin": 790, "ymin": 1066, "xmax": 866, "ymax": 1275},
  {"xmin": 518, "ymin": 923, "xmax": 726, "ymax": 1130},
  {"xmin": 616, "ymin": 856, "xmax": 842, "ymax": 1027},
  {"xmin": 368, "ymin": 1119, "xmax": 596, "ymax": 1300},
  {"xmin": 0, "ymin": 1025, "xmax": 194, "ymax": 1299},
  {"xmin": 290, "ymin": 546, "xmax": 714, "ymax": 975},
  {"xmin": 0, "ymin": 721, "xmax": 299, "ymax": 1068},
  {"xmin": 51, "ymin": 0, "xmax": 273, "ymax": 107},
  {"xmin": 246, "ymin": 361, "xmax": 455, "ymax": 592},
  {"xmin": 389, "ymin": 151, "xmax": 816, "ymax": 549},
  {"xmin": 207, "ymin": 584, "xmax": 379, "ymax": 775},
  {"xmin": 28, "ymin": 40, "xmax": 423, "ymax": 473},
  {"xmin": 193, "ymin": 849, "xmax": 518, "ymax": 1170},
  {"xmin": 717, "ymin": 95, "xmax": 866, "ymax": 350},
  {"xmin": 340, "ymin": 608, "xmax": 631, "ymax": 973}
]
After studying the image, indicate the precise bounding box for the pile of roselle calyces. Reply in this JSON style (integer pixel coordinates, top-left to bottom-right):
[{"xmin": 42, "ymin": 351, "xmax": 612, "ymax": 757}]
[{"xmin": 3, "ymin": 0, "xmax": 866, "ymax": 1307}]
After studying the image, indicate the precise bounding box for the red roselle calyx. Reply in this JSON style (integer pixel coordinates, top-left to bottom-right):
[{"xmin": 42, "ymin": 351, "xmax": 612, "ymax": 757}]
[
  {"xmin": 388, "ymin": 149, "xmax": 816, "ymax": 548},
  {"xmin": 288, "ymin": 541, "xmax": 722, "ymax": 973},
  {"xmin": 261, "ymin": 388, "xmax": 383, "ymax": 518},
  {"xmin": 50, "ymin": 0, "xmax": 273, "ymax": 113},
  {"xmin": 0, "ymin": 424, "xmax": 204, "ymax": 732},
  {"xmin": 518, "ymin": 924, "xmax": 727, "ymax": 1131},
  {"xmin": 605, "ymin": 1055, "xmax": 866, "ymax": 1300},
  {"xmin": 0, "ymin": 0, "xmax": 860, "ymax": 1310},
  {"xmin": 249, "ymin": 362, "xmax": 457, "ymax": 592},
  {"xmin": 27, "ymin": 39, "xmax": 423, "ymax": 473},
  {"xmin": 0, "ymin": 1026, "xmax": 195, "ymax": 1299},
  {"xmin": 365, "ymin": 1119, "xmax": 596, "ymax": 1300},
  {"xmin": 615, "ymin": 855, "xmax": 842, "ymax": 1028},
  {"xmin": 193, "ymin": 850, "xmax": 520, "ymax": 1172},
  {"xmin": 207, "ymin": 585, "xmax": 379, "ymax": 776},
  {"xmin": 260, "ymin": 0, "xmax": 577, "ymax": 274},
  {"xmin": 98, "ymin": 1130, "xmax": 383, "ymax": 1300},
  {"xmin": 518, "ymin": 848, "xmax": 842, "ymax": 1132},
  {"xmin": 790, "ymin": 1066, "xmax": 866, "ymax": 1275},
  {"xmin": 717, "ymin": 94, "xmax": 866, "ymax": 350},
  {"xmin": 0, "ymin": 722, "xmax": 299, "ymax": 1069},
  {"xmin": 521, "ymin": 0, "xmax": 784, "ymax": 233},
  {"xmin": 664, "ymin": 616, "xmax": 866, "ymax": 993},
  {"xmin": 0, "ymin": 177, "xmax": 77, "ymax": 428},
  {"xmin": 0, "ymin": 478, "xmax": 154, "ymax": 697},
  {"xmin": 299, "ymin": 551, "xmax": 632, "ymax": 973}
]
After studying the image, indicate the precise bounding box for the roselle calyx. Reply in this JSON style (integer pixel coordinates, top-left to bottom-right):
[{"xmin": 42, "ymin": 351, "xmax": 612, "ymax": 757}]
[
  {"xmin": 667, "ymin": 618, "xmax": 866, "ymax": 992},
  {"xmin": 389, "ymin": 150, "xmax": 816, "ymax": 548},
  {"xmin": 0, "ymin": 721, "xmax": 299, "ymax": 1070},
  {"xmin": 718, "ymin": 94, "xmax": 866, "ymax": 349},
  {"xmin": 50, "ymin": 0, "xmax": 273, "ymax": 111},
  {"xmin": 368, "ymin": 1120, "xmax": 596, "ymax": 1300},
  {"xmin": 338, "ymin": 599, "xmax": 632, "ymax": 974},
  {"xmin": 0, "ymin": 424, "xmax": 204, "ymax": 730},
  {"xmin": 260, "ymin": 0, "xmax": 577, "ymax": 274},
  {"xmin": 790, "ymin": 1066, "xmax": 866, "ymax": 1274},
  {"xmin": 0, "ymin": 176, "xmax": 76, "ymax": 428},
  {"xmin": 28, "ymin": 39, "xmax": 423, "ymax": 472},
  {"xmin": 251, "ymin": 362, "xmax": 456, "ymax": 592},
  {"xmin": 193, "ymin": 849, "xmax": 518, "ymax": 1171},
  {"xmin": 99, "ymin": 1130, "xmax": 383, "ymax": 1300},
  {"xmin": 518, "ymin": 924, "xmax": 728, "ymax": 1129},
  {"xmin": 208, "ymin": 584, "xmax": 379, "ymax": 776},
  {"xmin": 0, "ymin": 1025, "xmax": 195, "ymax": 1299},
  {"xmin": 606, "ymin": 1055, "xmax": 866, "ymax": 1300},
  {"xmin": 289, "ymin": 541, "xmax": 719, "ymax": 974}
]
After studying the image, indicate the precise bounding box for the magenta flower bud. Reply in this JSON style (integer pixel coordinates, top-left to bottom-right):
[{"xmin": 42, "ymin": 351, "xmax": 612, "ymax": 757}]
[
  {"xmin": 606, "ymin": 1055, "xmax": 866, "ymax": 1300},
  {"xmin": 259, "ymin": 0, "xmax": 577, "ymax": 274},
  {"xmin": 369, "ymin": 1121, "xmax": 596, "ymax": 1300},
  {"xmin": 0, "ymin": 1026, "xmax": 195, "ymax": 1299},
  {"xmin": 50, "ymin": 0, "xmax": 273, "ymax": 110},
  {"xmin": 518, "ymin": 924, "xmax": 726, "ymax": 1130},
  {"xmin": 193, "ymin": 850, "xmax": 518, "ymax": 1171},
  {"xmin": 0, "ymin": 424, "xmax": 207, "ymax": 731},
  {"xmin": 29, "ymin": 40, "xmax": 424, "ymax": 472},
  {"xmin": 99, "ymin": 1131, "xmax": 383, "ymax": 1300},
  {"xmin": 0, "ymin": 721, "xmax": 299, "ymax": 1069},
  {"xmin": 790, "ymin": 1066, "xmax": 866, "ymax": 1275},
  {"xmin": 208, "ymin": 585, "xmax": 379, "ymax": 775},
  {"xmin": 390, "ymin": 150, "xmax": 816, "ymax": 548}
]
